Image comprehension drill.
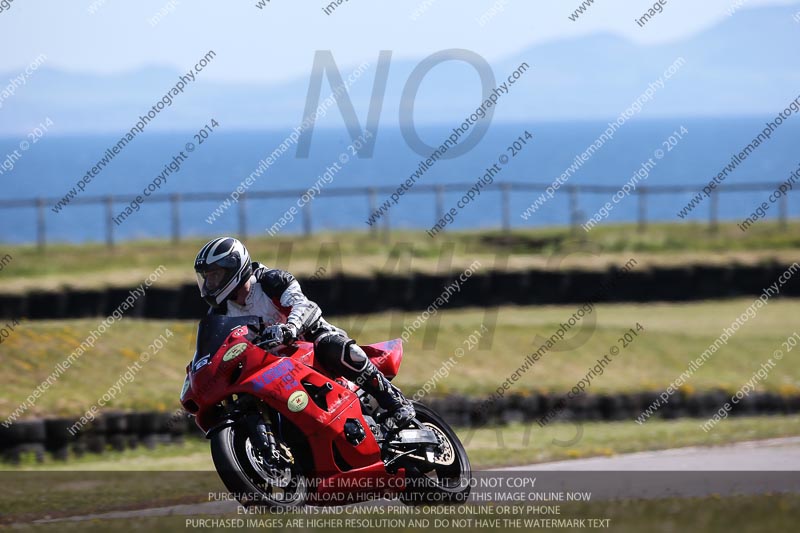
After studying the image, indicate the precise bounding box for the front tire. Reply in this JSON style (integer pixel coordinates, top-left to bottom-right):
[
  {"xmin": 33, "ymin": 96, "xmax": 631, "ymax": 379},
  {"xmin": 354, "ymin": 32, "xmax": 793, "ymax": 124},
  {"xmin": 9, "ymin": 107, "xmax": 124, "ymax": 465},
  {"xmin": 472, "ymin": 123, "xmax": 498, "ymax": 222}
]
[
  {"xmin": 399, "ymin": 402, "xmax": 471, "ymax": 505},
  {"xmin": 210, "ymin": 422, "xmax": 307, "ymax": 509}
]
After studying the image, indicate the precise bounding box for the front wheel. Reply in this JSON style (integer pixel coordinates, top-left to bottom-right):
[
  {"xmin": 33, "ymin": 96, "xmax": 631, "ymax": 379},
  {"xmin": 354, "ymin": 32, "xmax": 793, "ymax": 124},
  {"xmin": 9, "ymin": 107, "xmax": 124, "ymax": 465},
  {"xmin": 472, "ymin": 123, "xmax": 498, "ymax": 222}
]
[
  {"xmin": 399, "ymin": 402, "xmax": 471, "ymax": 505},
  {"xmin": 210, "ymin": 422, "xmax": 307, "ymax": 509}
]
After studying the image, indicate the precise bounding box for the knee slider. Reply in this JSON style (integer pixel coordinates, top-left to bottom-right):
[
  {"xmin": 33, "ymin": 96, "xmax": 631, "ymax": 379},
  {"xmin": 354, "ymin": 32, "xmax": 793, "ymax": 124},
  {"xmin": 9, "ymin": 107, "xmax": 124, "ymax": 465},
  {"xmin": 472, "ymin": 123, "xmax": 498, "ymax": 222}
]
[{"xmin": 342, "ymin": 341, "xmax": 368, "ymax": 372}]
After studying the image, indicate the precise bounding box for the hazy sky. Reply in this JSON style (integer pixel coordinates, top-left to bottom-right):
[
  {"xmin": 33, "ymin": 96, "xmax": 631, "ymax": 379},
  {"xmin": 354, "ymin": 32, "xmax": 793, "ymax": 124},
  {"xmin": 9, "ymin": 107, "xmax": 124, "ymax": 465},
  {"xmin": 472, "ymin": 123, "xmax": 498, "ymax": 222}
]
[{"xmin": 1, "ymin": 0, "xmax": 798, "ymax": 83}]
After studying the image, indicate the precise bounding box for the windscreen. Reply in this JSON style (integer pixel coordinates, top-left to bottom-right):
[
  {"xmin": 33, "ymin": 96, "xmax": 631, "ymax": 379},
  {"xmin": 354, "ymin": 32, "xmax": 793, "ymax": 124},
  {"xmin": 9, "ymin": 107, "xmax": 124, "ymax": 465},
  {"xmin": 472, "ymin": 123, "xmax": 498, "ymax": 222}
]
[{"xmin": 192, "ymin": 314, "xmax": 260, "ymax": 369}]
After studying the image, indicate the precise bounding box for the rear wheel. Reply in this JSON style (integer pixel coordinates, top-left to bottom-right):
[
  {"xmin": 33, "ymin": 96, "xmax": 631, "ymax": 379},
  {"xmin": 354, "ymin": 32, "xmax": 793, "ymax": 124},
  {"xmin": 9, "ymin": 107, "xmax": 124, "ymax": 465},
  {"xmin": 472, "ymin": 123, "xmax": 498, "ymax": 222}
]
[
  {"xmin": 399, "ymin": 402, "xmax": 471, "ymax": 505},
  {"xmin": 210, "ymin": 421, "xmax": 307, "ymax": 509}
]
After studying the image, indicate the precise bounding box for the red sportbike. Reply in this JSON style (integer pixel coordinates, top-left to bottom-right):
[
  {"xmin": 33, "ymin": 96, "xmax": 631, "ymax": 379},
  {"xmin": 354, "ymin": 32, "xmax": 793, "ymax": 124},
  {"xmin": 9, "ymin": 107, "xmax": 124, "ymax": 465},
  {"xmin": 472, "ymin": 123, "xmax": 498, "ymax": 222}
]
[{"xmin": 180, "ymin": 314, "xmax": 471, "ymax": 508}]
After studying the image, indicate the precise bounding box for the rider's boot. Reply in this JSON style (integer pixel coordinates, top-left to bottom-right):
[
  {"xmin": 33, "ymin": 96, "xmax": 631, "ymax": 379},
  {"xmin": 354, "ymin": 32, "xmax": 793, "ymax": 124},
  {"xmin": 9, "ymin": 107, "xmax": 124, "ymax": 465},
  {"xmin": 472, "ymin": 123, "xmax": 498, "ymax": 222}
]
[{"xmin": 355, "ymin": 358, "xmax": 415, "ymax": 431}]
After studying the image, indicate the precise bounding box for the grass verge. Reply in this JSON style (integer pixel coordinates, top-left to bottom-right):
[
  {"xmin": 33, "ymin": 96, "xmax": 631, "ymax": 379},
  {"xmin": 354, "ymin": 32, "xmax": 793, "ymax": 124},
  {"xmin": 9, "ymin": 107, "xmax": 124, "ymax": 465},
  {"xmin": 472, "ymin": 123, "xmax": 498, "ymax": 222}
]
[
  {"xmin": 1, "ymin": 300, "xmax": 799, "ymax": 418},
  {"xmin": 11, "ymin": 495, "xmax": 799, "ymax": 533},
  {"xmin": 2, "ymin": 221, "xmax": 800, "ymax": 292}
]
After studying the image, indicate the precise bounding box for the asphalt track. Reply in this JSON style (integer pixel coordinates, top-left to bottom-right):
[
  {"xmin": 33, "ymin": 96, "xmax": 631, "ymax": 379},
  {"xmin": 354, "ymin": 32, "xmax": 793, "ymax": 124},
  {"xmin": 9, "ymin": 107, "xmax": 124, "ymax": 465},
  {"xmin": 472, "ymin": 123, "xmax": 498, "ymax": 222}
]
[{"xmin": 32, "ymin": 437, "xmax": 800, "ymax": 524}]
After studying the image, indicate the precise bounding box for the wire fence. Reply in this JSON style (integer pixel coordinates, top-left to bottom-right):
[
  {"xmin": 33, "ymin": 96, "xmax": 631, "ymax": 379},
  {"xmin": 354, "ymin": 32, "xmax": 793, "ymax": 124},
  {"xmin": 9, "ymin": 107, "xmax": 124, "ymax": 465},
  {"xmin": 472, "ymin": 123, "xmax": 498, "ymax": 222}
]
[{"xmin": 0, "ymin": 180, "xmax": 793, "ymax": 249}]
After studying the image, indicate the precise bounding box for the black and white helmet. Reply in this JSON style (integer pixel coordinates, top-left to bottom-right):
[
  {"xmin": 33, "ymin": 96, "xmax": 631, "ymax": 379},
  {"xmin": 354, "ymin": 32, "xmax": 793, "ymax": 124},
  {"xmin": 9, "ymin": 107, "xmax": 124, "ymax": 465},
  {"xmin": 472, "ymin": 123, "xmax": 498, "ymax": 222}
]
[{"xmin": 194, "ymin": 237, "xmax": 252, "ymax": 308}]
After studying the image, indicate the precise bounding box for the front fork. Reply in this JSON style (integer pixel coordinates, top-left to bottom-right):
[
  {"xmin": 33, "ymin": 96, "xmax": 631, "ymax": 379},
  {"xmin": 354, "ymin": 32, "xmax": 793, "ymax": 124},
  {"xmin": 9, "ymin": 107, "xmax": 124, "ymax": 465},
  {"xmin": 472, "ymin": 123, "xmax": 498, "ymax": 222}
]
[
  {"xmin": 229, "ymin": 396, "xmax": 293, "ymax": 468},
  {"xmin": 245, "ymin": 410, "xmax": 282, "ymax": 464}
]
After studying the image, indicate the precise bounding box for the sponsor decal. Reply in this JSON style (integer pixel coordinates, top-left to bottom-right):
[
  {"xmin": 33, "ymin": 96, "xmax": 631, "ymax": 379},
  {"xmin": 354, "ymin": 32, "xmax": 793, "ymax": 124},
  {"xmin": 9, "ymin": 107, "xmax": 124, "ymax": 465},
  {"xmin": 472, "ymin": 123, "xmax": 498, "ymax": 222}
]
[
  {"xmin": 253, "ymin": 359, "xmax": 299, "ymax": 391},
  {"xmin": 222, "ymin": 343, "xmax": 248, "ymax": 361},
  {"xmin": 287, "ymin": 390, "xmax": 309, "ymax": 412},
  {"xmin": 193, "ymin": 354, "xmax": 211, "ymax": 372}
]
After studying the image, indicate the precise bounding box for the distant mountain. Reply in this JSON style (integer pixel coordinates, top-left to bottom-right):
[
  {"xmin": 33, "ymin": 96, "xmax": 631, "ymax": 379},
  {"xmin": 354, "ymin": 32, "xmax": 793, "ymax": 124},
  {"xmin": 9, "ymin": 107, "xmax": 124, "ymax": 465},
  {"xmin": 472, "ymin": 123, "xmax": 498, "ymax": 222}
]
[{"xmin": 1, "ymin": 5, "xmax": 798, "ymax": 135}]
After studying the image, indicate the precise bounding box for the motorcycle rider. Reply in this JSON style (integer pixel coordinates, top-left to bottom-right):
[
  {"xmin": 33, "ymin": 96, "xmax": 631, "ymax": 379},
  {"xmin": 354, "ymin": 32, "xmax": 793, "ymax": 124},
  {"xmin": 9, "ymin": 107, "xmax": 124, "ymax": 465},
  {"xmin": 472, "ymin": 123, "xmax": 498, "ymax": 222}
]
[{"xmin": 194, "ymin": 236, "xmax": 415, "ymax": 430}]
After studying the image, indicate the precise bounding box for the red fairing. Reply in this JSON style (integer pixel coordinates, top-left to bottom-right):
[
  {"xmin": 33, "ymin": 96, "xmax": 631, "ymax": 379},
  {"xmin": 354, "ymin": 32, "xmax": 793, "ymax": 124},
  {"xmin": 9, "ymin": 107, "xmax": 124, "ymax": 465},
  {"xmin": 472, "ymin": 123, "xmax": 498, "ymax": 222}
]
[
  {"xmin": 362, "ymin": 338, "xmax": 403, "ymax": 379},
  {"xmin": 179, "ymin": 327, "xmax": 408, "ymax": 502}
]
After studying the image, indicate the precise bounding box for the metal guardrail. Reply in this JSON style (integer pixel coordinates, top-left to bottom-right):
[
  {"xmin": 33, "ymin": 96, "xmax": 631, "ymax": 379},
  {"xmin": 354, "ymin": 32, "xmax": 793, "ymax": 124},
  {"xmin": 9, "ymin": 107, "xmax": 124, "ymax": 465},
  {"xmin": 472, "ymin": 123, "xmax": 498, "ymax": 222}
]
[{"xmin": 0, "ymin": 181, "xmax": 792, "ymax": 249}]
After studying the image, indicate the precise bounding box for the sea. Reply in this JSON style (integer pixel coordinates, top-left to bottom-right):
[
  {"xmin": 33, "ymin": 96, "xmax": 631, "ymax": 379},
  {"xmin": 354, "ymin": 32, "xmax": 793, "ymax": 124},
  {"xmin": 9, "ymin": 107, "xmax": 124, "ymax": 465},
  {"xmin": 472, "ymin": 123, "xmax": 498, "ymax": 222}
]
[{"xmin": 0, "ymin": 118, "xmax": 798, "ymax": 244}]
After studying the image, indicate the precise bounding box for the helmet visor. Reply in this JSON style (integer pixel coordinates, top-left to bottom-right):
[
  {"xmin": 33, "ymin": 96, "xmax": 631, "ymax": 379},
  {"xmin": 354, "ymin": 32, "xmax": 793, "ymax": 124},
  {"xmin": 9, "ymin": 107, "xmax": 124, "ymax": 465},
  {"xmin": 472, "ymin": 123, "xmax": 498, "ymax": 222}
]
[{"xmin": 196, "ymin": 266, "xmax": 235, "ymax": 297}]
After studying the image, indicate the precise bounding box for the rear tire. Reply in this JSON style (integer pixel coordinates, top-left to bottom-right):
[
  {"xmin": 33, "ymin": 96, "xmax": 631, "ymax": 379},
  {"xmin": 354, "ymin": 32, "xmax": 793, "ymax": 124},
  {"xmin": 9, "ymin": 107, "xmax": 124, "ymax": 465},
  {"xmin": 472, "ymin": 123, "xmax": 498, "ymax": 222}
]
[
  {"xmin": 210, "ymin": 422, "xmax": 307, "ymax": 509},
  {"xmin": 399, "ymin": 402, "xmax": 471, "ymax": 505}
]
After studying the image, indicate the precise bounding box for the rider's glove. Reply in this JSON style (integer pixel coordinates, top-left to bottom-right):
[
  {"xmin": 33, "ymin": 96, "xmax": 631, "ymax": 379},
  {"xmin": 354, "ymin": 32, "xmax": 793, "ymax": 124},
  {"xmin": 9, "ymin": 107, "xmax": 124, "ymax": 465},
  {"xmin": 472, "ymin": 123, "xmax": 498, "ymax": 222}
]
[
  {"xmin": 279, "ymin": 323, "xmax": 297, "ymax": 345},
  {"xmin": 257, "ymin": 323, "xmax": 297, "ymax": 348}
]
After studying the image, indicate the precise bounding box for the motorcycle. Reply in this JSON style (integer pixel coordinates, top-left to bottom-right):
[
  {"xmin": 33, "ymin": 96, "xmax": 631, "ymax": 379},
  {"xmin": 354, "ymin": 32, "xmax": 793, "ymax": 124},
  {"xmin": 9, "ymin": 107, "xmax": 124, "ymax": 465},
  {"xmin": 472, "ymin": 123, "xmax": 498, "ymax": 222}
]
[{"xmin": 180, "ymin": 314, "xmax": 471, "ymax": 508}]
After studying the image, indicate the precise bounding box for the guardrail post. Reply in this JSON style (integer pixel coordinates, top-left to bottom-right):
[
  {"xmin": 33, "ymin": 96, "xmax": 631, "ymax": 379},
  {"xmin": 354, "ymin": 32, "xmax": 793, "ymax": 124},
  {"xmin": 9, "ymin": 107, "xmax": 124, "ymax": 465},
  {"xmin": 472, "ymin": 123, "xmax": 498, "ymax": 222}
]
[
  {"xmin": 435, "ymin": 185, "xmax": 444, "ymax": 226},
  {"xmin": 568, "ymin": 186, "xmax": 580, "ymax": 234},
  {"xmin": 36, "ymin": 197, "xmax": 46, "ymax": 251},
  {"xmin": 170, "ymin": 193, "xmax": 181, "ymax": 244},
  {"xmin": 637, "ymin": 187, "xmax": 647, "ymax": 233},
  {"xmin": 238, "ymin": 194, "xmax": 247, "ymax": 240},
  {"xmin": 368, "ymin": 187, "xmax": 377, "ymax": 236},
  {"xmin": 779, "ymin": 191, "xmax": 788, "ymax": 230},
  {"xmin": 302, "ymin": 202, "xmax": 312, "ymax": 237},
  {"xmin": 382, "ymin": 208, "xmax": 391, "ymax": 243},
  {"xmin": 709, "ymin": 190, "xmax": 719, "ymax": 233},
  {"xmin": 105, "ymin": 195, "xmax": 114, "ymax": 248},
  {"xmin": 501, "ymin": 183, "xmax": 511, "ymax": 233}
]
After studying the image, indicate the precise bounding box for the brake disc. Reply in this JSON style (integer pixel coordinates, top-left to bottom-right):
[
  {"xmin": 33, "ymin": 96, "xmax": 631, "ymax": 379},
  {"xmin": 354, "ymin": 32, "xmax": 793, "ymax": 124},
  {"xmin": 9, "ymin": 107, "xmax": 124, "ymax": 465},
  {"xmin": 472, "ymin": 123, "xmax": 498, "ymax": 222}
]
[
  {"xmin": 245, "ymin": 438, "xmax": 292, "ymax": 487},
  {"xmin": 424, "ymin": 423, "xmax": 455, "ymax": 466}
]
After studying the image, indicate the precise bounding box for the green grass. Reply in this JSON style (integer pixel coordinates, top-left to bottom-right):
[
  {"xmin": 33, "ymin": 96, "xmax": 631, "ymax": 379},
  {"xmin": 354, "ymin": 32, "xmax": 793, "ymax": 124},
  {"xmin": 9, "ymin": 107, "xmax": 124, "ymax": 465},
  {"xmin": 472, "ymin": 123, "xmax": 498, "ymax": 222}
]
[
  {"xmin": 3, "ymin": 416, "xmax": 800, "ymax": 526},
  {"xmin": 0, "ymin": 439, "xmax": 213, "ymax": 472},
  {"xmin": 2, "ymin": 221, "xmax": 800, "ymax": 292},
  {"xmin": 11, "ymin": 495, "xmax": 797, "ymax": 533},
  {"xmin": 459, "ymin": 415, "xmax": 800, "ymax": 467},
  {"xmin": 8, "ymin": 495, "xmax": 800, "ymax": 531},
  {"xmin": 1, "ymin": 300, "xmax": 799, "ymax": 419},
  {"xmin": 0, "ymin": 469, "xmax": 224, "ymax": 525}
]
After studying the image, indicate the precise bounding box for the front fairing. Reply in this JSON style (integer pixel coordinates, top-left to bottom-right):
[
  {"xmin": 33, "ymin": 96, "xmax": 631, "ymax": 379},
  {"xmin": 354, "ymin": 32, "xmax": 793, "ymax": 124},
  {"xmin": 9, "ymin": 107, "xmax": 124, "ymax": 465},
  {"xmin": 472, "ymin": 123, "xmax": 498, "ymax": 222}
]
[
  {"xmin": 178, "ymin": 317, "xmax": 394, "ymax": 477},
  {"xmin": 191, "ymin": 314, "xmax": 261, "ymax": 372}
]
